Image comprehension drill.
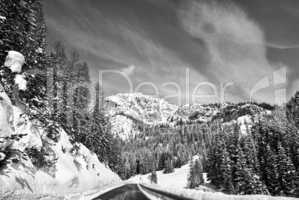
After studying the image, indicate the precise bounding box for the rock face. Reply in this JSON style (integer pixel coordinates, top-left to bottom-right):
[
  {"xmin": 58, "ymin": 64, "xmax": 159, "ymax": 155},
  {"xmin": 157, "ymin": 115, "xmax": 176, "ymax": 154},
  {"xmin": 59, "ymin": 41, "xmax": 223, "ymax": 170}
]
[
  {"xmin": 168, "ymin": 104, "xmax": 221, "ymax": 125},
  {"xmin": 106, "ymin": 93, "xmax": 273, "ymax": 139},
  {"xmin": 105, "ymin": 93, "xmax": 178, "ymax": 140},
  {"xmin": 0, "ymin": 90, "xmax": 120, "ymax": 195}
]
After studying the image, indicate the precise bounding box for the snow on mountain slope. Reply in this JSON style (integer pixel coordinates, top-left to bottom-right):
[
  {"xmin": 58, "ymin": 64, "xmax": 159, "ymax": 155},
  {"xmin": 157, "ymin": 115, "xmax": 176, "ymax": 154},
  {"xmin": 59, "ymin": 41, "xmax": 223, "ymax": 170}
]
[
  {"xmin": 0, "ymin": 90, "xmax": 120, "ymax": 195},
  {"xmin": 128, "ymin": 156, "xmax": 208, "ymax": 189},
  {"xmin": 169, "ymin": 104, "xmax": 221, "ymax": 125},
  {"xmin": 129, "ymin": 162, "xmax": 190, "ymax": 188},
  {"xmin": 106, "ymin": 93, "xmax": 177, "ymax": 139},
  {"xmin": 129, "ymin": 157, "xmax": 296, "ymax": 200},
  {"xmin": 106, "ymin": 93, "xmax": 273, "ymax": 139}
]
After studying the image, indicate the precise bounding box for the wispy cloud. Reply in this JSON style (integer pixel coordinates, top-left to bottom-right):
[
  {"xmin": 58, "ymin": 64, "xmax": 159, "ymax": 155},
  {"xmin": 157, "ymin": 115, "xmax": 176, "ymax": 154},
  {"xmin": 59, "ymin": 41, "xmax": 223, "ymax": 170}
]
[
  {"xmin": 178, "ymin": 0, "xmax": 285, "ymax": 103},
  {"xmin": 44, "ymin": 0, "xmax": 296, "ymax": 104}
]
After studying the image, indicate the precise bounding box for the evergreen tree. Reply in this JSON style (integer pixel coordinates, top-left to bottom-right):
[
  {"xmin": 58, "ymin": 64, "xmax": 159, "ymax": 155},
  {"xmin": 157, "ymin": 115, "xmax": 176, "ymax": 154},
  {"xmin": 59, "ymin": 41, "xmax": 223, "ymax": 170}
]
[
  {"xmin": 188, "ymin": 158, "xmax": 203, "ymax": 189},
  {"xmin": 88, "ymin": 82, "xmax": 112, "ymax": 163},
  {"xmin": 240, "ymin": 136, "xmax": 268, "ymax": 195},
  {"xmin": 286, "ymin": 91, "xmax": 299, "ymax": 128},
  {"xmin": 0, "ymin": 0, "xmax": 49, "ymax": 107},
  {"xmin": 207, "ymin": 132, "xmax": 233, "ymax": 191},
  {"xmin": 263, "ymin": 145, "xmax": 280, "ymax": 195},
  {"xmin": 163, "ymin": 156, "xmax": 174, "ymax": 174},
  {"xmin": 277, "ymin": 143, "xmax": 296, "ymax": 196},
  {"xmin": 72, "ymin": 62, "xmax": 90, "ymax": 141},
  {"xmin": 149, "ymin": 170, "xmax": 158, "ymax": 184},
  {"xmin": 233, "ymin": 144, "xmax": 247, "ymax": 194},
  {"xmin": 241, "ymin": 136, "xmax": 260, "ymax": 173},
  {"xmin": 219, "ymin": 146, "xmax": 234, "ymax": 193}
]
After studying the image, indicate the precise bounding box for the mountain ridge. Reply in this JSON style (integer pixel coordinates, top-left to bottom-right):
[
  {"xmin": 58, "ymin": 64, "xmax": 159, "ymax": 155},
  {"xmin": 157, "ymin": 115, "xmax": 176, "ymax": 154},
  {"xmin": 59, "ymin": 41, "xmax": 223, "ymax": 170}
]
[{"xmin": 105, "ymin": 93, "xmax": 274, "ymax": 139}]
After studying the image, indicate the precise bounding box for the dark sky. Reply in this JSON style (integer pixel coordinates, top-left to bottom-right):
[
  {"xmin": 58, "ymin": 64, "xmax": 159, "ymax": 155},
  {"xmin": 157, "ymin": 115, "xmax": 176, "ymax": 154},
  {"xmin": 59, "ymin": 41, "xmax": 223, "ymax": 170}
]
[{"xmin": 43, "ymin": 0, "xmax": 299, "ymax": 105}]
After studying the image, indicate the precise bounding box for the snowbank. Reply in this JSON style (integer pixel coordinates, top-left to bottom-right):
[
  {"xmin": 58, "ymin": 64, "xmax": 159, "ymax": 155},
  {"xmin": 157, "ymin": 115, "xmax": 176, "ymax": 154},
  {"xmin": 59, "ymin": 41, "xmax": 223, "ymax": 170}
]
[
  {"xmin": 141, "ymin": 184, "xmax": 297, "ymax": 200},
  {"xmin": 128, "ymin": 156, "xmax": 208, "ymax": 189},
  {"xmin": 129, "ymin": 163, "xmax": 190, "ymax": 188},
  {"xmin": 4, "ymin": 51, "xmax": 25, "ymax": 73}
]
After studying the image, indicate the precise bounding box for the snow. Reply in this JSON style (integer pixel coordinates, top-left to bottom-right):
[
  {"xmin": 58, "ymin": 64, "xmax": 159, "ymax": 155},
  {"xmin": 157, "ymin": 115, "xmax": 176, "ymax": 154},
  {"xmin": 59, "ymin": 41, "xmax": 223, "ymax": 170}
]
[
  {"xmin": 0, "ymin": 92, "xmax": 14, "ymax": 140},
  {"xmin": 110, "ymin": 115, "xmax": 138, "ymax": 140},
  {"xmin": 131, "ymin": 156, "xmax": 295, "ymax": 200},
  {"xmin": 137, "ymin": 164, "xmax": 189, "ymax": 188},
  {"xmin": 141, "ymin": 184, "xmax": 296, "ymax": 200},
  {"xmin": 170, "ymin": 104, "xmax": 220, "ymax": 126},
  {"xmin": 106, "ymin": 93, "xmax": 177, "ymax": 140},
  {"xmin": 0, "ymin": 89, "xmax": 121, "ymax": 196},
  {"xmin": 128, "ymin": 156, "xmax": 208, "ymax": 189},
  {"xmin": 14, "ymin": 74, "xmax": 27, "ymax": 90},
  {"xmin": 4, "ymin": 51, "xmax": 25, "ymax": 73},
  {"xmin": 0, "ymin": 16, "xmax": 6, "ymax": 21},
  {"xmin": 36, "ymin": 47, "xmax": 43, "ymax": 54},
  {"xmin": 0, "ymin": 152, "xmax": 5, "ymax": 161},
  {"xmin": 237, "ymin": 115, "xmax": 253, "ymax": 135}
]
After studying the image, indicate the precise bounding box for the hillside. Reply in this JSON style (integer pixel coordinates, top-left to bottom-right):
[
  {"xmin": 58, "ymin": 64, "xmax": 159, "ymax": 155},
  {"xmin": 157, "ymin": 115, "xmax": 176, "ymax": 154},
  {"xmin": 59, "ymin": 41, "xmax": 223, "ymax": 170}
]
[{"xmin": 0, "ymin": 53, "xmax": 120, "ymax": 196}]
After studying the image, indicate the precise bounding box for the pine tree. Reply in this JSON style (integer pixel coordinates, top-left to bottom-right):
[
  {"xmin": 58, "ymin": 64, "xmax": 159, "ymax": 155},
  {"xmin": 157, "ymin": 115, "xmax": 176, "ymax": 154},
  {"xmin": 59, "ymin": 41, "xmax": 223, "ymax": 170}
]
[
  {"xmin": 206, "ymin": 133, "xmax": 225, "ymax": 188},
  {"xmin": 241, "ymin": 136, "xmax": 260, "ymax": 174},
  {"xmin": 88, "ymin": 82, "xmax": 112, "ymax": 162},
  {"xmin": 72, "ymin": 62, "xmax": 90, "ymax": 141},
  {"xmin": 188, "ymin": 158, "xmax": 195, "ymax": 188},
  {"xmin": 286, "ymin": 91, "xmax": 299, "ymax": 128},
  {"xmin": 240, "ymin": 136, "xmax": 268, "ymax": 195},
  {"xmin": 61, "ymin": 50, "xmax": 80, "ymax": 130},
  {"xmin": 188, "ymin": 158, "xmax": 203, "ymax": 189},
  {"xmin": 0, "ymin": 0, "xmax": 49, "ymax": 107},
  {"xmin": 149, "ymin": 170, "xmax": 158, "ymax": 184},
  {"xmin": 263, "ymin": 145, "xmax": 280, "ymax": 195},
  {"xmin": 163, "ymin": 156, "xmax": 174, "ymax": 174},
  {"xmin": 277, "ymin": 143, "xmax": 296, "ymax": 196},
  {"xmin": 219, "ymin": 146, "xmax": 234, "ymax": 193},
  {"xmin": 0, "ymin": 0, "xmax": 30, "ymax": 63},
  {"xmin": 233, "ymin": 144, "xmax": 247, "ymax": 194}
]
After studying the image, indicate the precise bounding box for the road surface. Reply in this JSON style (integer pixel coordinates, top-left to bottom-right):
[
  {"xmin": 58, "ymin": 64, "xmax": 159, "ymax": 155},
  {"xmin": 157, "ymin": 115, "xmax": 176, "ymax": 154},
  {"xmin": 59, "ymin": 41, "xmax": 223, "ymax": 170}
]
[
  {"xmin": 92, "ymin": 184, "xmax": 194, "ymax": 200},
  {"xmin": 92, "ymin": 184, "xmax": 150, "ymax": 200}
]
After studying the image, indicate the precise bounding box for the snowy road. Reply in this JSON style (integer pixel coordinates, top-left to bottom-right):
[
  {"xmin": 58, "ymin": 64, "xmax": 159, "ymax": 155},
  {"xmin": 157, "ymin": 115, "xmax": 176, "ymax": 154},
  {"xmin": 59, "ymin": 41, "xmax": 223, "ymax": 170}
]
[{"xmin": 92, "ymin": 184, "xmax": 194, "ymax": 200}]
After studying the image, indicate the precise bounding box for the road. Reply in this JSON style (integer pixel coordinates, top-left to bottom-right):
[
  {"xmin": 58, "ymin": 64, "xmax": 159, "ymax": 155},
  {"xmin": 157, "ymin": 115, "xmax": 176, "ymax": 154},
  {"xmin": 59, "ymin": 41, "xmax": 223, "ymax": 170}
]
[
  {"xmin": 90, "ymin": 183, "xmax": 298, "ymax": 200},
  {"xmin": 92, "ymin": 184, "xmax": 195, "ymax": 200},
  {"xmin": 92, "ymin": 184, "xmax": 150, "ymax": 200}
]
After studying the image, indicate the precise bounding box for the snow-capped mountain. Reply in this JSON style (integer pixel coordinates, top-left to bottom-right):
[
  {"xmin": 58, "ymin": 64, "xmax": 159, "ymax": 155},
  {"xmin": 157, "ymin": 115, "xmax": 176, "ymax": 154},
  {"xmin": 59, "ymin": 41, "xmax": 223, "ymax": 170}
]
[
  {"xmin": 105, "ymin": 93, "xmax": 178, "ymax": 139},
  {"xmin": 106, "ymin": 93, "xmax": 273, "ymax": 139}
]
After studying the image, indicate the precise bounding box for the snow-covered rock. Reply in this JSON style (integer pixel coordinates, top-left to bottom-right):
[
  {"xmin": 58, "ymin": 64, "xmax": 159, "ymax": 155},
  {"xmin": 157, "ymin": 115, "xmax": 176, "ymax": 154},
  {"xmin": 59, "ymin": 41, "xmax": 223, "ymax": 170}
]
[
  {"xmin": 169, "ymin": 104, "xmax": 220, "ymax": 125},
  {"xmin": 0, "ymin": 16, "xmax": 6, "ymax": 21},
  {"xmin": 106, "ymin": 93, "xmax": 177, "ymax": 140},
  {"xmin": 14, "ymin": 74, "xmax": 27, "ymax": 91},
  {"xmin": 36, "ymin": 47, "xmax": 43, "ymax": 54},
  {"xmin": 0, "ymin": 90, "xmax": 121, "ymax": 195},
  {"xmin": 4, "ymin": 51, "xmax": 25, "ymax": 73},
  {"xmin": 237, "ymin": 115, "xmax": 253, "ymax": 135},
  {"xmin": 106, "ymin": 93, "xmax": 272, "ymax": 140}
]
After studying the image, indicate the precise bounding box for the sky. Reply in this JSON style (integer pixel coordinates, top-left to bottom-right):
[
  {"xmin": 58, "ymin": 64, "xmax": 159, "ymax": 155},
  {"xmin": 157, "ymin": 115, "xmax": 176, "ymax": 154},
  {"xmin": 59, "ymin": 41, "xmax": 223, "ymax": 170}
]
[{"xmin": 43, "ymin": 0, "xmax": 299, "ymax": 105}]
